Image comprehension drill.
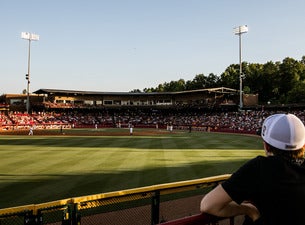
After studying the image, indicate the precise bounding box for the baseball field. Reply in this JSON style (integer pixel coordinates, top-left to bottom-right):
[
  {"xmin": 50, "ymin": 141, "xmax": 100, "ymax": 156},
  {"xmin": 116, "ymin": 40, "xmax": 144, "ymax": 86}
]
[{"xmin": 0, "ymin": 128, "xmax": 264, "ymax": 209}]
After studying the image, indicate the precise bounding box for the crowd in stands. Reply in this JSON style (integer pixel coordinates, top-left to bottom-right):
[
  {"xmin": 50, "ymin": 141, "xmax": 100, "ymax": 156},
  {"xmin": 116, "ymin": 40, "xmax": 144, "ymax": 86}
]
[{"xmin": 1, "ymin": 109, "xmax": 305, "ymax": 134}]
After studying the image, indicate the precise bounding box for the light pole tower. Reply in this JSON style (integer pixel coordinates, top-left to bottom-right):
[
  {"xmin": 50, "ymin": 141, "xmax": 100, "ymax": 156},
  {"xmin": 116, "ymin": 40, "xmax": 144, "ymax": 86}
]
[
  {"xmin": 21, "ymin": 32, "xmax": 39, "ymax": 114},
  {"xmin": 233, "ymin": 25, "xmax": 248, "ymax": 109}
]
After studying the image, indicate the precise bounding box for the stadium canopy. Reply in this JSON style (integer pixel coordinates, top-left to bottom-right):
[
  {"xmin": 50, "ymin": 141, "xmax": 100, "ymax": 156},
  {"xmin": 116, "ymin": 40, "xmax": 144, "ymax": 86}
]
[{"xmin": 33, "ymin": 87, "xmax": 238, "ymax": 96}]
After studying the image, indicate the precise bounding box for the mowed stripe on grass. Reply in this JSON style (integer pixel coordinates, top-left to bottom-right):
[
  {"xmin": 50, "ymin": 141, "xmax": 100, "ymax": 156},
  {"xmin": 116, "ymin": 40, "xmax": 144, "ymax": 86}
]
[{"xmin": 0, "ymin": 131, "xmax": 263, "ymax": 208}]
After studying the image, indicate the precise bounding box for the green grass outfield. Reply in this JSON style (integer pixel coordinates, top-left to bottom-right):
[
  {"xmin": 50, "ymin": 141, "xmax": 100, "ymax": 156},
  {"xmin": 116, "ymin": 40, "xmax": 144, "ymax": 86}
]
[{"xmin": 0, "ymin": 128, "xmax": 264, "ymax": 208}]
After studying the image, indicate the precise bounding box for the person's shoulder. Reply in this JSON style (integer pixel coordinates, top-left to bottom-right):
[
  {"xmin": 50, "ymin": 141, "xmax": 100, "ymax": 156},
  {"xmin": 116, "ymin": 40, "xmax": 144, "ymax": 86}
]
[
  {"xmin": 251, "ymin": 155, "xmax": 279, "ymax": 162},
  {"xmin": 251, "ymin": 155, "xmax": 282, "ymax": 163},
  {"xmin": 242, "ymin": 155, "xmax": 276, "ymax": 170},
  {"xmin": 248, "ymin": 155, "xmax": 286, "ymax": 172},
  {"xmin": 247, "ymin": 155, "xmax": 266, "ymax": 164}
]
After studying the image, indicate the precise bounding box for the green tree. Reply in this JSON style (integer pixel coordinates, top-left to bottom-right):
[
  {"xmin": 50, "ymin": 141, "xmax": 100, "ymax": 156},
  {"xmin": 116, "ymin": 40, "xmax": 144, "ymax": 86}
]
[
  {"xmin": 164, "ymin": 79, "xmax": 186, "ymax": 92},
  {"xmin": 129, "ymin": 89, "xmax": 142, "ymax": 93},
  {"xmin": 242, "ymin": 63, "xmax": 263, "ymax": 95},
  {"xmin": 188, "ymin": 74, "xmax": 207, "ymax": 89},
  {"xmin": 219, "ymin": 64, "xmax": 239, "ymax": 88},
  {"xmin": 278, "ymin": 57, "xmax": 301, "ymax": 103},
  {"xmin": 143, "ymin": 55, "xmax": 305, "ymax": 105},
  {"xmin": 287, "ymin": 82, "xmax": 305, "ymax": 103},
  {"xmin": 264, "ymin": 61, "xmax": 281, "ymax": 103},
  {"xmin": 206, "ymin": 73, "xmax": 220, "ymax": 87}
]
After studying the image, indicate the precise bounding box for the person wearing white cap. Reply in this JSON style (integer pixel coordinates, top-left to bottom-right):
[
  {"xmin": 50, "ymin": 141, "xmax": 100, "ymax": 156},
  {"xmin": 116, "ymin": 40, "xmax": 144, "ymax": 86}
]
[{"xmin": 200, "ymin": 113, "xmax": 305, "ymax": 225}]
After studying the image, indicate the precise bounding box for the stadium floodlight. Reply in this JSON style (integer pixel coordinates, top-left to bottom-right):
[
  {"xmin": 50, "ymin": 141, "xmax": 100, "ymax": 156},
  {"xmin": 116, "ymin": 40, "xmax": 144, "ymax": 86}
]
[
  {"xmin": 21, "ymin": 32, "xmax": 39, "ymax": 114},
  {"xmin": 233, "ymin": 25, "xmax": 248, "ymax": 109}
]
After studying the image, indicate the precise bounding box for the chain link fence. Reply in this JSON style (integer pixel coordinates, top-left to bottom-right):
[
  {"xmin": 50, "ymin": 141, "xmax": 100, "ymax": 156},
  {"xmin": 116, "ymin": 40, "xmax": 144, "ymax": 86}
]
[{"xmin": 0, "ymin": 174, "xmax": 231, "ymax": 225}]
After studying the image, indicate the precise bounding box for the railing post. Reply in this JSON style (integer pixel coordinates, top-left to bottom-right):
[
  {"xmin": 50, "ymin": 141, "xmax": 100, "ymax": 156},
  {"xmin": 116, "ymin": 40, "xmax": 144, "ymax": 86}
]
[
  {"xmin": 151, "ymin": 191, "xmax": 160, "ymax": 225},
  {"xmin": 71, "ymin": 203, "xmax": 81, "ymax": 225},
  {"xmin": 62, "ymin": 204, "xmax": 80, "ymax": 225}
]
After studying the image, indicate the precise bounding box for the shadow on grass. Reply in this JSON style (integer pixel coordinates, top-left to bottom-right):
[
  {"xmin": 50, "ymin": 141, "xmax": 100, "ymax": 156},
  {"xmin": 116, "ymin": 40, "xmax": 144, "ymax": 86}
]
[
  {"xmin": 0, "ymin": 159, "xmax": 247, "ymax": 209},
  {"xmin": 0, "ymin": 134, "xmax": 262, "ymax": 150}
]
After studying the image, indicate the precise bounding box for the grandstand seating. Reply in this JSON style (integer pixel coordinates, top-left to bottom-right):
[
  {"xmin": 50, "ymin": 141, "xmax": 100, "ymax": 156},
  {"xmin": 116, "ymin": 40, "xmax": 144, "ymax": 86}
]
[{"xmin": 1, "ymin": 109, "xmax": 305, "ymax": 134}]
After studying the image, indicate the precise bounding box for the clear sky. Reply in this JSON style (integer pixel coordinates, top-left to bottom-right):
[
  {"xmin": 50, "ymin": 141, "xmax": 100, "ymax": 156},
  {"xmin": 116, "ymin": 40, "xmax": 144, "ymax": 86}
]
[{"xmin": 1, "ymin": 0, "xmax": 305, "ymax": 94}]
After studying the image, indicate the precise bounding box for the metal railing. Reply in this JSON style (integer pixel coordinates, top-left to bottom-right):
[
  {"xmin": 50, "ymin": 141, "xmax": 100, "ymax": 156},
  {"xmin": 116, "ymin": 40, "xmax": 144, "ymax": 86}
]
[{"xmin": 0, "ymin": 174, "xmax": 231, "ymax": 225}]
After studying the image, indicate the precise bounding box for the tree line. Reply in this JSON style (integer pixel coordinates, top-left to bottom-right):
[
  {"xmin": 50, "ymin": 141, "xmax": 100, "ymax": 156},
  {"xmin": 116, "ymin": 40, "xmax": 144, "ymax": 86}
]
[{"xmin": 131, "ymin": 56, "xmax": 305, "ymax": 105}]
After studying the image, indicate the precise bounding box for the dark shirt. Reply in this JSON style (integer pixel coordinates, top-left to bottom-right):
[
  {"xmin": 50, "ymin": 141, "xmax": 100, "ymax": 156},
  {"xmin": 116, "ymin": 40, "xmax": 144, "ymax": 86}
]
[{"xmin": 222, "ymin": 155, "xmax": 305, "ymax": 225}]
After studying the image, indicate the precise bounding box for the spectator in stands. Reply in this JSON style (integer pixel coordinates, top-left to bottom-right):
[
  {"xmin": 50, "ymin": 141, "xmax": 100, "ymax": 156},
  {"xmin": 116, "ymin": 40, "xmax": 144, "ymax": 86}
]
[{"xmin": 200, "ymin": 113, "xmax": 305, "ymax": 225}]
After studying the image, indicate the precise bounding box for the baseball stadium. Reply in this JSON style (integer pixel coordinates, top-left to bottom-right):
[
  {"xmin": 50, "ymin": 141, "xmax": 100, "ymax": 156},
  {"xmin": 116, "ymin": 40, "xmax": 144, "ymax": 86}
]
[
  {"xmin": 3, "ymin": 1, "xmax": 305, "ymax": 224},
  {"xmin": 0, "ymin": 87, "xmax": 304, "ymax": 225}
]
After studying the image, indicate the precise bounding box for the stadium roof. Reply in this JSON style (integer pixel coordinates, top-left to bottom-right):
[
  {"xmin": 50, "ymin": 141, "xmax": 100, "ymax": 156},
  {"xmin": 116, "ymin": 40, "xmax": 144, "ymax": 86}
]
[
  {"xmin": 33, "ymin": 87, "xmax": 238, "ymax": 96},
  {"xmin": 34, "ymin": 88, "xmax": 172, "ymax": 96}
]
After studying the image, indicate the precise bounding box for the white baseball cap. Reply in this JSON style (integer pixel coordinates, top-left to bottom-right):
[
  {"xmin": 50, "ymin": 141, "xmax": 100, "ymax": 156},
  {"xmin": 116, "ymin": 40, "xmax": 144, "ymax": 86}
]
[{"xmin": 261, "ymin": 113, "xmax": 305, "ymax": 151}]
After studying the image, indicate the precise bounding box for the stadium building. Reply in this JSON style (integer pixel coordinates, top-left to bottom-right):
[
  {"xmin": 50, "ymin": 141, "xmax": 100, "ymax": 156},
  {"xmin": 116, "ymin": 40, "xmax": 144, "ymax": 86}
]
[{"xmin": 0, "ymin": 87, "xmax": 258, "ymax": 113}]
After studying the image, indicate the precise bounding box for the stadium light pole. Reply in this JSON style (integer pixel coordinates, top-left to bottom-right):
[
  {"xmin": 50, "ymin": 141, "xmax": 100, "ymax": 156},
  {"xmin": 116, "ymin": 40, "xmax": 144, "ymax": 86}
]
[
  {"xmin": 21, "ymin": 32, "xmax": 39, "ymax": 114},
  {"xmin": 233, "ymin": 25, "xmax": 248, "ymax": 110}
]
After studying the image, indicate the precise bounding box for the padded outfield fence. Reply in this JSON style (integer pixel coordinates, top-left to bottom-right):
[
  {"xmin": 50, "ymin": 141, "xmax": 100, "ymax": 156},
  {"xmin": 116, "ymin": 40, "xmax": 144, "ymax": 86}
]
[{"xmin": 0, "ymin": 174, "xmax": 232, "ymax": 225}]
